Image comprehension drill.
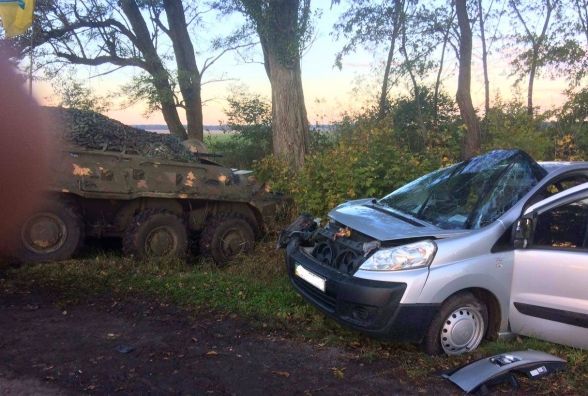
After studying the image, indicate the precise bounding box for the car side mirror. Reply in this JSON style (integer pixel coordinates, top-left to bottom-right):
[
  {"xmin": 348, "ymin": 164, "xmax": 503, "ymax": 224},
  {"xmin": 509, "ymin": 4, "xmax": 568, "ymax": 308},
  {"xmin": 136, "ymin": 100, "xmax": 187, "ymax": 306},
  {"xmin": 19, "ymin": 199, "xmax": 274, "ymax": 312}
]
[{"xmin": 512, "ymin": 217, "xmax": 533, "ymax": 249}]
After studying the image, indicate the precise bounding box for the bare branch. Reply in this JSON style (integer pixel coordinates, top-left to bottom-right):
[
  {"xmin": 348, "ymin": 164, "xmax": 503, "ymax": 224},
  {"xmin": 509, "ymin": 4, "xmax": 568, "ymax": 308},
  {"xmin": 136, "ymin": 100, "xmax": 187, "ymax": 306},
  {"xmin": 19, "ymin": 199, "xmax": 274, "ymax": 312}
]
[{"xmin": 202, "ymin": 42, "xmax": 256, "ymax": 74}]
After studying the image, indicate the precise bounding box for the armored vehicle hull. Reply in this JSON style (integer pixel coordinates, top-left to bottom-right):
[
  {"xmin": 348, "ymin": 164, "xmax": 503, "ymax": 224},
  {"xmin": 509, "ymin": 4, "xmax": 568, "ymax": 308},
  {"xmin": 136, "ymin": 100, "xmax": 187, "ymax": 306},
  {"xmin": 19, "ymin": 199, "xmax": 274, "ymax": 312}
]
[{"xmin": 17, "ymin": 108, "xmax": 285, "ymax": 264}]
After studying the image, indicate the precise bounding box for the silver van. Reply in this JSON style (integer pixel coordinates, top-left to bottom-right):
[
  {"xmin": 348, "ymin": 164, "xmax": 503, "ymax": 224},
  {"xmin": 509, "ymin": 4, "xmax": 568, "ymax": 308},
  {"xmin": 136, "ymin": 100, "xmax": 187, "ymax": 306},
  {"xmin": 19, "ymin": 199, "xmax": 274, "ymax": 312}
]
[{"xmin": 282, "ymin": 149, "xmax": 588, "ymax": 355}]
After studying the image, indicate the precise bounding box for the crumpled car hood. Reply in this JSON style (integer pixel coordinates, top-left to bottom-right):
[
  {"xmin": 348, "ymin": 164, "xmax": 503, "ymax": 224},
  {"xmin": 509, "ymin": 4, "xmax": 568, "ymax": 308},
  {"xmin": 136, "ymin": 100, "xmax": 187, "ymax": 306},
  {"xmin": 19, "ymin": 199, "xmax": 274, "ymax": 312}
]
[{"xmin": 328, "ymin": 198, "xmax": 468, "ymax": 242}]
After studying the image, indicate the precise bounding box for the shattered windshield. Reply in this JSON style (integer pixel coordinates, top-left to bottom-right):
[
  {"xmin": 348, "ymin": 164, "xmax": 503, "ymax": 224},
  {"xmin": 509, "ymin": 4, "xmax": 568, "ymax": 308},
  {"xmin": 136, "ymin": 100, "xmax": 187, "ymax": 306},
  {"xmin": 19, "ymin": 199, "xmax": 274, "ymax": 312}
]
[{"xmin": 377, "ymin": 150, "xmax": 547, "ymax": 229}]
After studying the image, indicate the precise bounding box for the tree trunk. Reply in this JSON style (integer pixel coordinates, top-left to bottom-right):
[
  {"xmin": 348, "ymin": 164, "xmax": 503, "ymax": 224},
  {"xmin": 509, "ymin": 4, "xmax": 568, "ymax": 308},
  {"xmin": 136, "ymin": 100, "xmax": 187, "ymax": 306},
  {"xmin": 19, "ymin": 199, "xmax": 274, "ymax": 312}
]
[
  {"xmin": 399, "ymin": 17, "xmax": 426, "ymax": 149},
  {"xmin": 163, "ymin": 0, "xmax": 204, "ymax": 141},
  {"xmin": 434, "ymin": 15, "xmax": 452, "ymax": 126},
  {"xmin": 527, "ymin": 50, "xmax": 537, "ymax": 117},
  {"xmin": 247, "ymin": 0, "xmax": 310, "ymax": 170},
  {"xmin": 510, "ymin": 0, "xmax": 554, "ymax": 118},
  {"xmin": 378, "ymin": 0, "xmax": 404, "ymax": 119},
  {"xmin": 266, "ymin": 50, "xmax": 309, "ymax": 170},
  {"xmin": 456, "ymin": 0, "xmax": 481, "ymax": 159},
  {"xmin": 120, "ymin": 0, "xmax": 187, "ymax": 139},
  {"xmin": 478, "ymin": 0, "xmax": 490, "ymax": 116}
]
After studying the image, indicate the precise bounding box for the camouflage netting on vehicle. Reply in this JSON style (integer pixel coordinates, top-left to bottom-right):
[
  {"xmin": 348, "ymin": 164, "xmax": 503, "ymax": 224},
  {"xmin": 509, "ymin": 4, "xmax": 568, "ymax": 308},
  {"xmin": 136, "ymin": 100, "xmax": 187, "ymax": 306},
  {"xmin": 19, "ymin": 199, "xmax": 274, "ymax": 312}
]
[{"xmin": 42, "ymin": 107, "xmax": 195, "ymax": 162}]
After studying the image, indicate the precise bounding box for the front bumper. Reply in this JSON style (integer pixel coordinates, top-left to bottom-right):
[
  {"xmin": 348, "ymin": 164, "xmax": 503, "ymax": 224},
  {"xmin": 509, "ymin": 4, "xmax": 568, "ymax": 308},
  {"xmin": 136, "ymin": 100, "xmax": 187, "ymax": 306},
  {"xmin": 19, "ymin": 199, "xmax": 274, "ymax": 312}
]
[{"xmin": 286, "ymin": 242, "xmax": 439, "ymax": 342}]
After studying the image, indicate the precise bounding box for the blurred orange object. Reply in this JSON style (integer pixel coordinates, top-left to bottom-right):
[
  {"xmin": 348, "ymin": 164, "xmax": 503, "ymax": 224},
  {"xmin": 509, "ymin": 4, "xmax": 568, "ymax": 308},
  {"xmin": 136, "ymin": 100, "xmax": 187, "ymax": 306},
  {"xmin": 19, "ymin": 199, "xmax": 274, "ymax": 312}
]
[{"xmin": 0, "ymin": 55, "xmax": 49, "ymax": 254}]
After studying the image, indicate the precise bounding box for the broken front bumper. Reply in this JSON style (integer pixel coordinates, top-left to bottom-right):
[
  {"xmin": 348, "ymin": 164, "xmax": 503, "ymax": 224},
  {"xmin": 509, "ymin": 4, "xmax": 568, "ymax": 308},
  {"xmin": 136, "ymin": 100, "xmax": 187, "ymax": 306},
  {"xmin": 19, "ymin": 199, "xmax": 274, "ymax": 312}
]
[{"xmin": 285, "ymin": 241, "xmax": 439, "ymax": 342}]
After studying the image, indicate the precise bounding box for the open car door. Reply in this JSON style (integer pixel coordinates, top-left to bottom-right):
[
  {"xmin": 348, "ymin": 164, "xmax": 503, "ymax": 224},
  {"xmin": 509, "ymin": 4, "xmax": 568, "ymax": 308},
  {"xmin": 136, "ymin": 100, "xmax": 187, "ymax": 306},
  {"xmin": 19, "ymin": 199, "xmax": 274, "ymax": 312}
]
[{"xmin": 510, "ymin": 182, "xmax": 588, "ymax": 349}]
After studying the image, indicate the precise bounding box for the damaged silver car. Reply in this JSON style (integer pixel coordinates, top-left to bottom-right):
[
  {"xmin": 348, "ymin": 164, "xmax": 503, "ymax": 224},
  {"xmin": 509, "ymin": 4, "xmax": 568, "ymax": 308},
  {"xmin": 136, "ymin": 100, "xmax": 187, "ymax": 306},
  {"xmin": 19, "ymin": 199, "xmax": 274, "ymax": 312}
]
[{"xmin": 281, "ymin": 149, "xmax": 588, "ymax": 355}]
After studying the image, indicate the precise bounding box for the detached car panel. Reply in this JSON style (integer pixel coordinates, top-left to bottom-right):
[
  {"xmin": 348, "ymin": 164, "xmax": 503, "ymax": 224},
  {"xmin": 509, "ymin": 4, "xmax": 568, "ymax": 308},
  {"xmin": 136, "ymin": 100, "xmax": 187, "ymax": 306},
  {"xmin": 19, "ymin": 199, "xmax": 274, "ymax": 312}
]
[{"xmin": 283, "ymin": 149, "xmax": 588, "ymax": 355}]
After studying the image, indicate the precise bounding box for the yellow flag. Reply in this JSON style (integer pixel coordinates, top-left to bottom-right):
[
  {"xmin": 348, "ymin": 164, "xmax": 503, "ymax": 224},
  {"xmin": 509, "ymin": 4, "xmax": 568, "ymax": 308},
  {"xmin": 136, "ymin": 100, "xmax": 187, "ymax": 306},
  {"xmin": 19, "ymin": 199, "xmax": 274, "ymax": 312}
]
[{"xmin": 0, "ymin": 0, "xmax": 35, "ymax": 37}]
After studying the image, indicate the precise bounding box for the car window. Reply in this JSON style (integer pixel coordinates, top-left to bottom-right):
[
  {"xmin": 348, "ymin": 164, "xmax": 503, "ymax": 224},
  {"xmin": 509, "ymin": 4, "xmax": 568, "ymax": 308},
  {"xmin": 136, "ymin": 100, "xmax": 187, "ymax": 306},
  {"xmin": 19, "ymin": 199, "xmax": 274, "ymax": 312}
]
[
  {"xmin": 533, "ymin": 197, "xmax": 588, "ymax": 249},
  {"xmin": 541, "ymin": 174, "xmax": 588, "ymax": 197},
  {"xmin": 378, "ymin": 150, "xmax": 545, "ymax": 230},
  {"xmin": 470, "ymin": 161, "xmax": 541, "ymax": 228}
]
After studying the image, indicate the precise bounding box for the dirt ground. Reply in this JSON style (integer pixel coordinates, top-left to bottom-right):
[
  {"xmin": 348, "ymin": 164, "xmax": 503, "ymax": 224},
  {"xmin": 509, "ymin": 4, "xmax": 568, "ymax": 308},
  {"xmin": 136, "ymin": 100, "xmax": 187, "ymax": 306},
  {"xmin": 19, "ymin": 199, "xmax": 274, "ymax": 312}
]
[{"xmin": 0, "ymin": 288, "xmax": 456, "ymax": 395}]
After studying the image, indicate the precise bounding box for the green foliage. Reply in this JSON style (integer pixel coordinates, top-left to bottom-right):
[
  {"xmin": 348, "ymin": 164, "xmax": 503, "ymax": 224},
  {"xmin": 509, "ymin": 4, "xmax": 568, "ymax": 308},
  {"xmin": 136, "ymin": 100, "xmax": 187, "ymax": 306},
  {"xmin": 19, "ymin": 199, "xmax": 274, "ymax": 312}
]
[
  {"xmin": 205, "ymin": 90, "xmax": 272, "ymax": 169},
  {"xmin": 390, "ymin": 87, "xmax": 461, "ymax": 152},
  {"xmin": 551, "ymin": 88, "xmax": 588, "ymax": 160},
  {"xmin": 482, "ymin": 98, "xmax": 552, "ymax": 160},
  {"xmin": 52, "ymin": 76, "xmax": 111, "ymax": 114},
  {"xmin": 121, "ymin": 73, "xmax": 173, "ymax": 116},
  {"xmin": 255, "ymin": 111, "xmax": 459, "ymax": 216}
]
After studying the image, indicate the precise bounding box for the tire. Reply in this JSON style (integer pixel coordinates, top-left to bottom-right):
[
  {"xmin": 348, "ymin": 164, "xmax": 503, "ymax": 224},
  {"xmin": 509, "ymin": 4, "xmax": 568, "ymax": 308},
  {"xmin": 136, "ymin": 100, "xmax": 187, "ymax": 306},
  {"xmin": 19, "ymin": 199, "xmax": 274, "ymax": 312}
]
[
  {"xmin": 18, "ymin": 199, "xmax": 84, "ymax": 263},
  {"xmin": 123, "ymin": 209, "xmax": 187, "ymax": 260},
  {"xmin": 423, "ymin": 292, "xmax": 488, "ymax": 356},
  {"xmin": 199, "ymin": 213, "xmax": 255, "ymax": 265}
]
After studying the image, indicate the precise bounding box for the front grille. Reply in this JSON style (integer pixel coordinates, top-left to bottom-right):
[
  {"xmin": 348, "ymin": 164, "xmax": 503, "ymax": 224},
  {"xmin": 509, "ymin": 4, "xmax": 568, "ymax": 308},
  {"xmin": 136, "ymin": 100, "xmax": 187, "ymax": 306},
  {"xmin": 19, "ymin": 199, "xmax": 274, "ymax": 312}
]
[{"xmin": 310, "ymin": 226, "xmax": 370, "ymax": 275}]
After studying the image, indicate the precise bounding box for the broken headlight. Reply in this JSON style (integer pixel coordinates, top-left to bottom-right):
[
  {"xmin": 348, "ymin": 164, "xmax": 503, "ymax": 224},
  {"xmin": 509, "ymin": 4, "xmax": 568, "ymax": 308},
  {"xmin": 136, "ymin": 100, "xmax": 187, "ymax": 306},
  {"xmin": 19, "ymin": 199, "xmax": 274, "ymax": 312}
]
[{"xmin": 359, "ymin": 240, "xmax": 437, "ymax": 271}]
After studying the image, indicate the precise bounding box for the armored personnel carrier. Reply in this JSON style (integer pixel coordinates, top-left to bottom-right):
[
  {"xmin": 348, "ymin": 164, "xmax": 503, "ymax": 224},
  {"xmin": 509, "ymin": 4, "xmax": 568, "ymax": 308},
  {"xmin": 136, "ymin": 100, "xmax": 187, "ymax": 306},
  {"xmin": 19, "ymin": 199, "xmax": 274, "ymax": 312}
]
[{"xmin": 17, "ymin": 107, "xmax": 285, "ymax": 264}]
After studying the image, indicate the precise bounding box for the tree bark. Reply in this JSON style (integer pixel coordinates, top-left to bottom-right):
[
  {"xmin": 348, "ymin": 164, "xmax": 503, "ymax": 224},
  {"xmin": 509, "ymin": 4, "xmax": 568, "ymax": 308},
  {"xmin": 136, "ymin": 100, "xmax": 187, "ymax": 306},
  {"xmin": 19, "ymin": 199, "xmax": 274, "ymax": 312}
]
[
  {"xmin": 244, "ymin": 0, "xmax": 310, "ymax": 170},
  {"xmin": 378, "ymin": 0, "xmax": 404, "ymax": 119},
  {"xmin": 265, "ymin": 50, "xmax": 309, "ymax": 170},
  {"xmin": 510, "ymin": 0, "xmax": 555, "ymax": 117},
  {"xmin": 163, "ymin": 0, "xmax": 204, "ymax": 141},
  {"xmin": 456, "ymin": 0, "xmax": 481, "ymax": 159},
  {"xmin": 120, "ymin": 0, "xmax": 187, "ymax": 139},
  {"xmin": 478, "ymin": 0, "xmax": 490, "ymax": 116},
  {"xmin": 399, "ymin": 15, "xmax": 426, "ymax": 148},
  {"xmin": 434, "ymin": 14, "xmax": 452, "ymax": 126}
]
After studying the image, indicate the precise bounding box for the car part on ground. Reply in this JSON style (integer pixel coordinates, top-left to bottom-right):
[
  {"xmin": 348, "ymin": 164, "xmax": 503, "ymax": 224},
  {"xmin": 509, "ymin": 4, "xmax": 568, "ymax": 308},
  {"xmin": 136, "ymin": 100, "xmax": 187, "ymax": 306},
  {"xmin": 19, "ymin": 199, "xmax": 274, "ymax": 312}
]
[
  {"xmin": 281, "ymin": 149, "xmax": 588, "ymax": 355},
  {"xmin": 15, "ymin": 107, "xmax": 287, "ymax": 265},
  {"xmin": 442, "ymin": 349, "xmax": 566, "ymax": 394}
]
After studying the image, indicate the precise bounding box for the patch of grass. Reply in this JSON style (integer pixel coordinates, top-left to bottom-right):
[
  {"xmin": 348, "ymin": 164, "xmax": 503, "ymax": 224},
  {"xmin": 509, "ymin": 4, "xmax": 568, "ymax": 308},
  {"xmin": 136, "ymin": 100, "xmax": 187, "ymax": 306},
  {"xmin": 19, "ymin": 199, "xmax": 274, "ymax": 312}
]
[{"xmin": 2, "ymin": 243, "xmax": 587, "ymax": 393}]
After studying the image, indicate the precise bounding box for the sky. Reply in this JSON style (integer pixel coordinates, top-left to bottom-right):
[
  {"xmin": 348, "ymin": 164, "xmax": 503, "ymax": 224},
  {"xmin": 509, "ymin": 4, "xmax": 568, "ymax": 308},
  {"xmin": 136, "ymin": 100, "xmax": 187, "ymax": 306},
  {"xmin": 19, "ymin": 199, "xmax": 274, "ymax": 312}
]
[{"xmin": 32, "ymin": 2, "xmax": 571, "ymax": 127}]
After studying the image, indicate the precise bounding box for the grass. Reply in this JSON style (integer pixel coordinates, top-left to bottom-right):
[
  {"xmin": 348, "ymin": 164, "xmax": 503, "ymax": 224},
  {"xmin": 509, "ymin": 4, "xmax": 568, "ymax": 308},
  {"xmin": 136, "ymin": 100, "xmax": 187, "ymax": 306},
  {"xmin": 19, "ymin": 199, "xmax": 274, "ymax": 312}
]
[{"xmin": 2, "ymin": 241, "xmax": 587, "ymax": 393}]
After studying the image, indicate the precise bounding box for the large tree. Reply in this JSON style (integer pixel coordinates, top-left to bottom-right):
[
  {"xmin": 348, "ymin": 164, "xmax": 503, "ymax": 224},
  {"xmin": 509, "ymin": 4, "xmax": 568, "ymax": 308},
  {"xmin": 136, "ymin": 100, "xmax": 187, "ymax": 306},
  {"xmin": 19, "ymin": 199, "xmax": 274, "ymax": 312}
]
[
  {"xmin": 508, "ymin": 0, "xmax": 560, "ymax": 117},
  {"xmin": 333, "ymin": 0, "xmax": 406, "ymax": 118},
  {"xmin": 12, "ymin": 0, "xmax": 237, "ymax": 141},
  {"xmin": 219, "ymin": 0, "xmax": 311, "ymax": 170},
  {"xmin": 456, "ymin": 0, "xmax": 481, "ymax": 159}
]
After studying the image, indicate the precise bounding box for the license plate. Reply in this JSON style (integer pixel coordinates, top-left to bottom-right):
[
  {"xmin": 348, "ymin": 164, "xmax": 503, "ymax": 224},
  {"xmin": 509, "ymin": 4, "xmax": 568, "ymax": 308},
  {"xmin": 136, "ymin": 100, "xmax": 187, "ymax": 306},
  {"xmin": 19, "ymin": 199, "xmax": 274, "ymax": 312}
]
[{"xmin": 295, "ymin": 264, "xmax": 326, "ymax": 292}]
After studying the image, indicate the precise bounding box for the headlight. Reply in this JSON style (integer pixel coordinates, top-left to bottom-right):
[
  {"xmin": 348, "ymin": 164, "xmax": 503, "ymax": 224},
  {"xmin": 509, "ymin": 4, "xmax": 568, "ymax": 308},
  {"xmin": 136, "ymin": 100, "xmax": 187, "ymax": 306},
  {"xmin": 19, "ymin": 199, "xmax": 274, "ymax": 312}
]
[{"xmin": 359, "ymin": 240, "xmax": 437, "ymax": 271}]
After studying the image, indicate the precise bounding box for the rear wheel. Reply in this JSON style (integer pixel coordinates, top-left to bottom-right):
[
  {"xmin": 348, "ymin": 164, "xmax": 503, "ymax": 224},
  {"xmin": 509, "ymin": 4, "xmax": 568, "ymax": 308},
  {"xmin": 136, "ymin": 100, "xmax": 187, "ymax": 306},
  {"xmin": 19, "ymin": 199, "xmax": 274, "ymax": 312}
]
[
  {"xmin": 123, "ymin": 209, "xmax": 187, "ymax": 260},
  {"xmin": 423, "ymin": 292, "xmax": 488, "ymax": 356},
  {"xmin": 199, "ymin": 213, "xmax": 255, "ymax": 265},
  {"xmin": 18, "ymin": 200, "xmax": 84, "ymax": 263}
]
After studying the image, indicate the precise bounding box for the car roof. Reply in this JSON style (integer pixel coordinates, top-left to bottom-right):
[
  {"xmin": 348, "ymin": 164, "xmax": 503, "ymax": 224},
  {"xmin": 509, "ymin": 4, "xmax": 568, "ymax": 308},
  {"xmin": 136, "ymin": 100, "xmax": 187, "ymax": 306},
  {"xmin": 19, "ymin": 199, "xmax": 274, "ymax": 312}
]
[{"xmin": 538, "ymin": 161, "xmax": 588, "ymax": 173}]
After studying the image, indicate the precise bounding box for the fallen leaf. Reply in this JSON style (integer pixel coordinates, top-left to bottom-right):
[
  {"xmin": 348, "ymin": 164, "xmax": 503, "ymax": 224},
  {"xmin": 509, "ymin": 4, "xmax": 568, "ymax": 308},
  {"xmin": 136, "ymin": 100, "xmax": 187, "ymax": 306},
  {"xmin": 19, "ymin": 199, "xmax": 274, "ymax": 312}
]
[
  {"xmin": 331, "ymin": 367, "xmax": 345, "ymax": 380},
  {"xmin": 272, "ymin": 371, "xmax": 290, "ymax": 378},
  {"xmin": 206, "ymin": 351, "xmax": 218, "ymax": 356}
]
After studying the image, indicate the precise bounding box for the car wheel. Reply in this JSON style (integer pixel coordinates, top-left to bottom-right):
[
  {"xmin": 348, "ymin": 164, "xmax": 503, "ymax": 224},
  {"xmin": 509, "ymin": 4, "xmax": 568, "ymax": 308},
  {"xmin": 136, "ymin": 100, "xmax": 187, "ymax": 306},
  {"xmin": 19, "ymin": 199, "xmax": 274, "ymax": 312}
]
[
  {"xmin": 18, "ymin": 199, "xmax": 84, "ymax": 263},
  {"xmin": 199, "ymin": 213, "xmax": 255, "ymax": 265},
  {"xmin": 423, "ymin": 292, "xmax": 488, "ymax": 356},
  {"xmin": 123, "ymin": 209, "xmax": 187, "ymax": 260}
]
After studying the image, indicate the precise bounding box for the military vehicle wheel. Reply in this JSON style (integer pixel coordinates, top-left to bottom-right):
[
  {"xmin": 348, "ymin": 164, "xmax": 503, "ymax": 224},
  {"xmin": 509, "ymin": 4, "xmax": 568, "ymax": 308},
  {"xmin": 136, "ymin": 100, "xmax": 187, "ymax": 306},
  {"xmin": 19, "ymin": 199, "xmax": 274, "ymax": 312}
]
[
  {"xmin": 422, "ymin": 292, "xmax": 488, "ymax": 356},
  {"xmin": 200, "ymin": 213, "xmax": 255, "ymax": 265},
  {"xmin": 123, "ymin": 209, "xmax": 187, "ymax": 260},
  {"xmin": 18, "ymin": 200, "xmax": 84, "ymax": 263}
]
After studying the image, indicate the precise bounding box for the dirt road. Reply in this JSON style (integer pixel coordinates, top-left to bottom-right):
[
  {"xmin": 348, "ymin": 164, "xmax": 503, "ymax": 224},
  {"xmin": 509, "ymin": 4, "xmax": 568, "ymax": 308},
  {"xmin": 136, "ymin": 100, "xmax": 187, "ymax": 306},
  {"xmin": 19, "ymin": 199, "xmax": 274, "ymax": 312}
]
[{"xmin": 0, "ymin": 289, "xmax": 453, "ymax": 395}]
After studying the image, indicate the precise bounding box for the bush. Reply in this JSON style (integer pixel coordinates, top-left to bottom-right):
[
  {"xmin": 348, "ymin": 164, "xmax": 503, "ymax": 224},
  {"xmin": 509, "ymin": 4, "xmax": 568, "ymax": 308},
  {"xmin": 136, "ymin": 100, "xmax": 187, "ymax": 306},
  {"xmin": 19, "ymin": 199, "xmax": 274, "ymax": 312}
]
[
  {"xmin": 206, "ymin": 91, "xmax": 272, "ymax": 169},
  {"xmin": 255, "ymin": 113, "xmax": 458, "ymax": 216},
  {"xmin": 482, "ymin": 98, "xmax": 552, "ymax": 160}
]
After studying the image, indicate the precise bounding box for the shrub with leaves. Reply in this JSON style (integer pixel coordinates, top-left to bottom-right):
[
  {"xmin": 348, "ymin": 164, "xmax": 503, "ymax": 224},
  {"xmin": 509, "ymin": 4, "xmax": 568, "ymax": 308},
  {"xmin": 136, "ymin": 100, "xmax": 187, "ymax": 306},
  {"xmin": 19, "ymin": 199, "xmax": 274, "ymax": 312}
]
[
  {"xmin": 255, "ymin": 113, "xmax": 457, "ymax": 216},
  {"xmin": 482, "ymin": 98, "xmax": 552, "ymax": 160}
]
